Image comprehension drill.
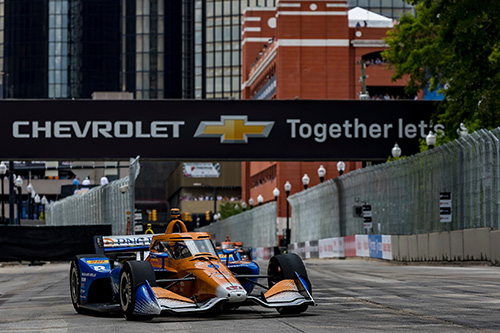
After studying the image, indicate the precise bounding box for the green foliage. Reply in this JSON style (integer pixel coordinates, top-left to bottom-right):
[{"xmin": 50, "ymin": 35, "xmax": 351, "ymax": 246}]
[
  {"xmin": 382, "ymin": 0, "xmax": 500, "ymax": 143},
  {"xmin": 386, "ymin": 155, "xmax": 406, "ymax": 163},
  {"xmin": 219, "ymin": 202, "xmax": 244, "ymax": 220}
]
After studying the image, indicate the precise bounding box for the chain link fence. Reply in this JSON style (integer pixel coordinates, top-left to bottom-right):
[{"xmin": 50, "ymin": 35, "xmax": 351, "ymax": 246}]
[
  {"xmin": 46, "ymin": 156, "xmax": 141, "ymax": 235},
  {"xmin": 288, "ymin": 129, "xmax": 500, "ymax": 243},
  {"xmin": 199, "ymin": 202, "xmax": 277, "ymax": 248}
]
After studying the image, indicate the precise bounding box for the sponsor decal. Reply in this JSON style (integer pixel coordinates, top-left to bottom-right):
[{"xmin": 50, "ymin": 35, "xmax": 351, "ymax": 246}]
[
  {"xmin": 12, "ymin": 120, "xmax": 184, "ymax": 139},
  {"xmin": 194, "ymin": 115, "xmax": 274, "ymax": 143},
  {"xmin": 207, "ymin": 264, "xmax": 220, "ymax": 269},
  {"xmin": 82, "ymin": 272, "xmax": 97, "ymax": 277},
  {"xmin": 92, "ymin": 265, "xmax": 107, "ymax": 272},
  {"xmin": 103, "ymin": 236, "xmax": 152, "ymax": 247},
  {"xmin": 86, "ymin": 260, "xmax": 108, "ymax": 264}
]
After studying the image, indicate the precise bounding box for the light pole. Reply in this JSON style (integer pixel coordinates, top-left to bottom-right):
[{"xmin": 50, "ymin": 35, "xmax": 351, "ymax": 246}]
[
  {"xmin": 392, "ymin": 143, "xmax": 402, "ymax": 158},
  {"xmin": 426, "ymin": 131, "xmax": 436, "ymax": 149},
  {"xmin": 248, "ymin": 197, "xmax": 254, "ymax": 209},
  {"xmin": 257, "ymin": 194, "xmax": 264, "ymax": 206},
  {"xmin": 273, "ymin": 187, "xmax": 280, "ymax": 201},
  {"xmin": 26, "ymin": 181, "xmax": 34, "ymax": 220},
  {"xmin": 41, "ymin": 195, "xmax": 48, "ymax": 220},
  {"xmin": 8, "ymin": 162, "xmax": 14, "ymax": 225},
  {"xmin": 317, "ymin": 165, "xmax": 326, "ymax": 183},
  {"xmin": 302, "ymin": 173, "xmax": 310, "ymax": 190},
  {"xmin": 14, "ymin": 175, "xmax": 23, "ymax": 224},
  {"xmin": 241, "ymin": 201, "xmax": 247, "ymax": 211},
  {"xmin": 0, "ymin": 162, "xmax": 7, "ymax": 223},
  {"xmin": 458, "ymin": 123, "xmax": 468, "ymax": 138},
  {"xmin": 34, "ymin": 194, "xmax": 40, "ymax": 220},
  {"xmin": 284, "ymin": 180, "xmax": 291, "ymax": 246},
  {"xmin": 337, "ymin": 161, "xmax": 345, "ymax": 176}
]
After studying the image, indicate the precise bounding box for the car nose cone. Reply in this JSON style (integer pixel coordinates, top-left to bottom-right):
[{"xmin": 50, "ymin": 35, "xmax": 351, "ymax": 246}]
[{"xmin": 216, "ymin": 284, "xmax": 247, "ymax": 303}]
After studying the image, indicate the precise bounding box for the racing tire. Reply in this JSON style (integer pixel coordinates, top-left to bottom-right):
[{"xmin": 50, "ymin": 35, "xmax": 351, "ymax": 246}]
[
  {"xmin": 267, "ymin": 253, "xmax": 311, "ymax": 315},
  {"xmin": 119, "ymin": 260, "xmax": 157, "ymax": 321},
  {"xmin": 70, "ymin": 258, "xmax": 85, "ymax": 314}
]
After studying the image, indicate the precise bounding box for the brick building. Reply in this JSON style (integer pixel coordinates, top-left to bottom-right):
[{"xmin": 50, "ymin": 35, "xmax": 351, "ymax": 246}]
[{"xmin": 240, "ymin": 1, "xmax": 412, "ymax": 240}]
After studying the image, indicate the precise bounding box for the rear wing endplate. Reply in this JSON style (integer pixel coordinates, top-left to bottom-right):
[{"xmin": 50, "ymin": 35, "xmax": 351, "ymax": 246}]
[{"xmin": 94, "ymin": 234, "xmax": 161, "ymax": 255}]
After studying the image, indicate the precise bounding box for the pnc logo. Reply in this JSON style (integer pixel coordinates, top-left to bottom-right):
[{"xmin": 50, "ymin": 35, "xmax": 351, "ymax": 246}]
[{"xmin": 194, "ymin": 115, "xmax": 274, "ymax": 143}]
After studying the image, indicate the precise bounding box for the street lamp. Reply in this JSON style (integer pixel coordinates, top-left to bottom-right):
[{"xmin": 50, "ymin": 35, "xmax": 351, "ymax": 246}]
[
  {"xmin": 317, "ymin": 165, "xmax": 326, "ymax": 183},
  {"xmin": 0, "ymin": 162, "xmax": 7, "ymax": 223},
  {"xmin": 302, "ymin": 173, "xmax": 310, "ymax": 190},
  {"xmin": 337, "ymin": 161, "xmax": 345, "ymax": 176},
  {"xmin": 391, "ymin": 143, "xmax": 402, "ymax": 158},
  {"xmin": 34, "ymin": 194, "xmax": 40, "ymax": 220},
  {"xmin": 284, "ymin": 181, "xmax": 291, "ymax": 246},
  {"xmin": 248, "ymin": 197, "xmax": 254, "ymax": 209},
  {"xmin": 241, "ymin": 201, "xmax": 247, "ymax": 211},
  {"xmin": 41, "ymin": 195, "xmax": 48, "ymax": 220},
  {"xmin": 26, "ymin": 181, "xmax": 34, "ymax": 220},
  {"xmin": 14, "ymin": 175, "xmax": 23, "ymax": 224},
  {"xmin": 257, "ymin": 194, "xmax": 264, "ymax": 206},
  {"xmin": 426, "ymin": 131, "xmax": 436, "ymax": 149},
  {"xmin": 273, "ymin": 187, "xmax": 280, "ymax": 201},
  {"xmin": 458, "ymin": 123, "xmax": 468, "ymax": 138}
]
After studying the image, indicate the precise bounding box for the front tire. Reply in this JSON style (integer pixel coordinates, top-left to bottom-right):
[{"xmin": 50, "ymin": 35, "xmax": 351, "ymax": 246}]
[
  {"xmin": 119, "ymin": 261, "xmax": 157, "ymax": 321},
  {"xmin": 267, "ymin": 253, "xmax": 311, "ymax": 315},
  {"xmin": 70, "ymin": 259, "xmax": 84, "ymax": 314}
]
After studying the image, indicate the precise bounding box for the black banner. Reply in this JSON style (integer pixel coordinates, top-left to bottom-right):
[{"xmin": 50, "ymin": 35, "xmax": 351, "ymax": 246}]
[
  {"xmin": 0, "ymin": 99, "xmax": 439, "ymax": 160},
  {"xmin": 0, "ymin": 225, "xmax": 112, "ymax": 261}
]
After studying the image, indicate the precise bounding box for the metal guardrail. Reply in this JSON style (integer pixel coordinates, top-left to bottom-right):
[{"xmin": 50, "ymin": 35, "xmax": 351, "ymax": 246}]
[
  {"xmin": 46, "ymin": 156, "xmax": 140, "ymax": 235},
  {"xmin": 288, "ymin": 129, "xmax": 500, "ymax": 243}
]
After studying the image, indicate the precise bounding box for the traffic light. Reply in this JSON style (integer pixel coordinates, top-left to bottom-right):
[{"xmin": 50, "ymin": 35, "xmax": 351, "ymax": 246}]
[
  {"xmin": 181, "ymin": 212, "xmax": 193, "ymax": 222},
  {"xmin": 152, "ymin": 209, "xmax": 157, "ymax": 221},
  {"xmin": 205, "ymin": 211, "xmax": 210, "ymax": 222},
  {"xmin": 148, "ymin": 211, "xmax": 152, "ymax": 221}
]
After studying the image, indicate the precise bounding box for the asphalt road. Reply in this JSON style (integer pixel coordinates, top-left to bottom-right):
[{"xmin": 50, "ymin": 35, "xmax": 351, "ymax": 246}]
[{"xmin": 1, "ymin": 259, "xmax": 500, "ymax": 332}]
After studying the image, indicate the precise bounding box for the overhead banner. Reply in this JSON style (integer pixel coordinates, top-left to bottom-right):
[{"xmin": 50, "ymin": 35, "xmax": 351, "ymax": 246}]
[{"xmin": 0, "ymin": 100, "xmax": 440, "ymax": 160}]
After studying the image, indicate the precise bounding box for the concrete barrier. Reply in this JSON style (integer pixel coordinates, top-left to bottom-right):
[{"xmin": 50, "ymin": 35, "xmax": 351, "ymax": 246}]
[
  {"xmin": 417, "ymin": 234, "xmax": 429, "ymax": 261},
  {"xmin": 398, "ymin": 235, "xmax": 409, "ymax": 261},
  {"xmin": 450, "ymin": 230, "xmax": 464, "ymax": 261},
  {"xmin": 489, "ymin": 230, "xmax": 500, "ymax": 265},
  {"xmin": 408, "ymin": 235, "xmax": 418, "ymax": 261},
  {"xmin": 391, "ymin": 235, "xmax": 399, "ymax": 260},
  {"xmin": 463, "ymin": 228, "xmax": 490, "ymax": 261},
  {"xmin": 429, "ymin": 232, "xmax": 450, "ymax": 261}
]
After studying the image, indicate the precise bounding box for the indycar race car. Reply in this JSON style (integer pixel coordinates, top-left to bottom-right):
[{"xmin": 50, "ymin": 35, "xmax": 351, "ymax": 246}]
[
  {"xmin": 216, "ymin": 235, "xmax": 252, "ymax": 260},
  {"xmin": 70, "ymin": 212, "xmax": 315, "ymax": 321}
]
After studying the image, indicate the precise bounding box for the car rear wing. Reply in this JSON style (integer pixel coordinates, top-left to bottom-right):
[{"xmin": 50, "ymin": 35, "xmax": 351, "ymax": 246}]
[{"xmin": 94, "ymin": 234, "xmax": 161, "ymax": 255}]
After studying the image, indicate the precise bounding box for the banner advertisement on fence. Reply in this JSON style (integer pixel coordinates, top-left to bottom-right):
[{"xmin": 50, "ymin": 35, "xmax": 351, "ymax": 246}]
[
  {"xmin": 344, "ymin": 235, "xmax": 356, "ymax": 257},
  {"xmin": 356, "ymin": 235, "xmax": 369, "ymax": 257},
  {"xmin": 368, "ymin": 235, "xmax": 383, "ymax": 259},
  {"xmin": 382, "ymin": 235, "xmax": 393, "ymax": 260}
]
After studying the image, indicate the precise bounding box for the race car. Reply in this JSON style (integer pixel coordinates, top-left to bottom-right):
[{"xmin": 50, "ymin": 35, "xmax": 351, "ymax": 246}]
[
  {"xmin": 216, "ymin": 235, "xmax": 252, "ymax": 260},
  {"xmin": 70, "ymin": 211, "xmax": 315, "ymax": 321}
]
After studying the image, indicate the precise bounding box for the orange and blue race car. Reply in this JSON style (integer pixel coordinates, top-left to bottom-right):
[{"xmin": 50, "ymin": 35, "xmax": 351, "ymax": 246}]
[{"xmin": 70, "ymin": 211, "xmax": 315, "ymax": 321}]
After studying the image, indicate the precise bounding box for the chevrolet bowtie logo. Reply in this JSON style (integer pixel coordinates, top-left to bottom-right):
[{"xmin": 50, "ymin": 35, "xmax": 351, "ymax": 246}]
[{"xmin": 194, "ymin": 116, "xmax": 274, "ymax": 143}]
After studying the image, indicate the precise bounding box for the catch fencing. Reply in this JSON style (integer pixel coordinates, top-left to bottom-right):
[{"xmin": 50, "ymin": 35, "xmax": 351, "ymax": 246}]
[
  {"xmin": 199, "ymin": 202, "xmax": 277, "ymax": 248},
  {"xmin": 46, "ymin": 156, "xmax": 140, "ymax": 235},
  {"xmin": 288, "ymin": 129, "xmax": 500, "ymax": 243}
]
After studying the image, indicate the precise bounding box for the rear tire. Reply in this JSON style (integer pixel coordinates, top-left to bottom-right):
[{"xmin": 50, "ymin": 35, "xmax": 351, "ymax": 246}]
[
  {"xmin": 267, "ymin": 253, "xmax": 311, "ymax": 315},
  {"xmin": 119, "ymin": 260, "xmax": 157, "ymax": 321}
]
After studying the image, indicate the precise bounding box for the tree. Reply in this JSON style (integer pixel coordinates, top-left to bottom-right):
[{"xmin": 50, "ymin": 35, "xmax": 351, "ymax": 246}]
[{"xmin": 382, "ymin": 0, "xmax": 500, "ymax": 141}]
